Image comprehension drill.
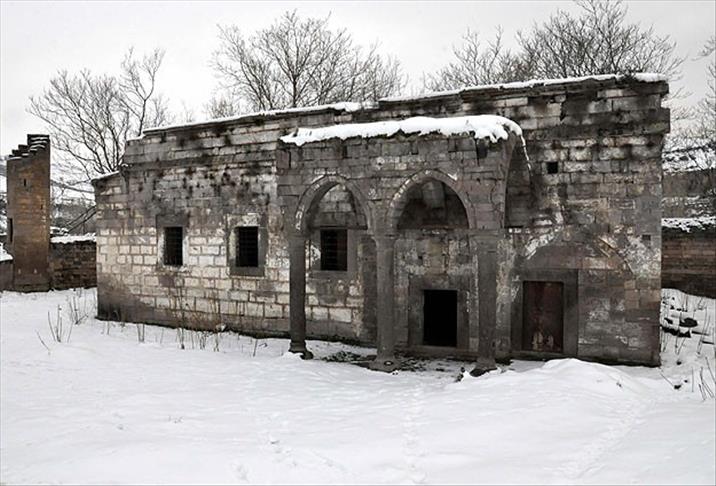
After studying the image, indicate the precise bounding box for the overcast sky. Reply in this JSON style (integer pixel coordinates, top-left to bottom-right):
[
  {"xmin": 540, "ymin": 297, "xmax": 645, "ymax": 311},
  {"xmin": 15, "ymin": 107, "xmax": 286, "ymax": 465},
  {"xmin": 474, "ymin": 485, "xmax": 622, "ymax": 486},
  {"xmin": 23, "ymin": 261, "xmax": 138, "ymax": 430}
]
[{"xmin": 1, "ymin": 0, "xmax": 714, "ymax": 156}]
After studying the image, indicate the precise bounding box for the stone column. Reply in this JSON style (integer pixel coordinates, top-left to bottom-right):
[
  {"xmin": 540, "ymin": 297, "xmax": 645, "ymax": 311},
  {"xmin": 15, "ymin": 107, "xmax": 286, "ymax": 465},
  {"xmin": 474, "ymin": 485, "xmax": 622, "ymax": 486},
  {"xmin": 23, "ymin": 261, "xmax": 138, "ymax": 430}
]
[
  {"xmin": 472, "ymin": 236, "xmax": 498, "ymax": 376},
  {"xmin": 288, "ymin": 233, "xmax": 312, "ymax": 359},
  {"xmin": 370, "ymin": 234, "xmax": 397, "ymax": 371}
]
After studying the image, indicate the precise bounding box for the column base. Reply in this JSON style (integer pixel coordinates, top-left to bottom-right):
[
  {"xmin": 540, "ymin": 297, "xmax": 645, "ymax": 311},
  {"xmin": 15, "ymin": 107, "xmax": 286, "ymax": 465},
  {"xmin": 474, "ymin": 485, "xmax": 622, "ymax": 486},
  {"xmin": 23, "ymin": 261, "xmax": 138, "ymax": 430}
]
[
  {"xmin": 368, "ymin": 356, "xmax": 399, "ymax": 372},
  {"xmin": 469, "ymin": 357, "xmax": 497, "ymax": 377},
  {"xmin": 288, "ymin": 342, "xmax": 314, "ymax": 360}
]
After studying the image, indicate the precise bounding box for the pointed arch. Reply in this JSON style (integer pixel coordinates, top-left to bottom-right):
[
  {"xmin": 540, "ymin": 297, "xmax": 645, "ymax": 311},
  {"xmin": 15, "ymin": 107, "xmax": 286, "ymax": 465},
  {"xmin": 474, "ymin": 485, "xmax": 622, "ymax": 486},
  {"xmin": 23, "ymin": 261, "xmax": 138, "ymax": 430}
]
[
  {"xmin": 387, "ymin": 169, "xmax": 475, "ymax": 234},
  {"xmin": 293, "ymin": 175, "xmax": 373, "ymax": 235}
]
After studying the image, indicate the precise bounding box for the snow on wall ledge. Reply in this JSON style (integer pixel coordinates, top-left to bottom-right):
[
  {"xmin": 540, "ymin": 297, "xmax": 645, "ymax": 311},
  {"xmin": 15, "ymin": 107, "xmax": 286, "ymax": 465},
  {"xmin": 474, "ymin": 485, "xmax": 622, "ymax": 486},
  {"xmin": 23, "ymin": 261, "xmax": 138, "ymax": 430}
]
[
  {"xmin": 50, "ymin": 234, "xmax": 96, "ymax": 244},
  {"xmin": 138, "ymin": 73, "xmax": 666, "ymax": 135},
  {"xmin": 662, "ymin": 216, "xmax": 716, "ymax": 233},
  {"xmin": 280, "ymin": 115, "xmax": 522, "ymax": 147}
]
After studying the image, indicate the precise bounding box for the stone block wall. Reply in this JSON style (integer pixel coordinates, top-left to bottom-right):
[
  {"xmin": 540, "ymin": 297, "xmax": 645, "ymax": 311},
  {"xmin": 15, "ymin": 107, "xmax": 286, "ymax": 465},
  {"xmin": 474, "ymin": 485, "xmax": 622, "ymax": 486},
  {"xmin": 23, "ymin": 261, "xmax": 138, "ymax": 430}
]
[
  {"xmin": 662, "ymin": 225, "xmax": 716, "ymax": 298},
  {"xmin": 50, "ymin": 239, "xmax": 97, "ymax": 290},
  {"xmin": 6, "ymin": 135, "xmax": 51, "ymax": 291},
  {"xmin": 0, "ymin": 260, "xmax": 12, "ymax": 291},
  {"xmin": 662, "ymin": 169, "xmax": 716, "ymax": 217},
  {"xmin": 94, "ymin": 75, "xmax": 669, "ymax": 365}
]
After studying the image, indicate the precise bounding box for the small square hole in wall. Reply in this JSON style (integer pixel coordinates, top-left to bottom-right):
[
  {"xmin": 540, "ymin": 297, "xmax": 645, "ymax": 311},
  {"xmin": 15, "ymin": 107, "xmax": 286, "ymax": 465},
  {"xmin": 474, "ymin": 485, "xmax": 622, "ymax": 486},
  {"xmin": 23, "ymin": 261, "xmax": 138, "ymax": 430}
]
[
  {"xmin": 546, "ymin": 162, "xmax": 559, "ymax": 174},
  {"xmin": 641, "ymin": 234, "xmax": 652, "ymax": 244}
]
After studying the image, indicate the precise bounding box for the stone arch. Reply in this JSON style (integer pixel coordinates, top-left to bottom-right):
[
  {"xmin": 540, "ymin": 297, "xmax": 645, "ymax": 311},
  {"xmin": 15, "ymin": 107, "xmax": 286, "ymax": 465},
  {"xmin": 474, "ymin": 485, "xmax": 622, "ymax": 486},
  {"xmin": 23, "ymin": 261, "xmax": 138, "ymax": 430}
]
[
  {"xmin": 294, "ymin": 175, "xmax": 373, "ymax": 235},
  {"xmin": 523, "ymin": 228, "xmax": 634, "ymax": 276},
  {"xmin": 387, "ymin": 169, "xmax": 475, "ymax": 234}
]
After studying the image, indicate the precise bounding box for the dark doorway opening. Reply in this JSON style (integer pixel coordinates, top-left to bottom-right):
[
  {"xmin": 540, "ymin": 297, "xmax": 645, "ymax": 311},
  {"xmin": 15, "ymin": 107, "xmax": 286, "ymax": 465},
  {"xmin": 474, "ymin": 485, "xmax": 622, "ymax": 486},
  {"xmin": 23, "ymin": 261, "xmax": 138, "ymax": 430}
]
[
  {"xmin": 522, "ymin": 281, "xmax": 564, "ymax": 352},
  {"xmin": 423, "ymin": 289, "xmax": 458, "ymax": 347}
]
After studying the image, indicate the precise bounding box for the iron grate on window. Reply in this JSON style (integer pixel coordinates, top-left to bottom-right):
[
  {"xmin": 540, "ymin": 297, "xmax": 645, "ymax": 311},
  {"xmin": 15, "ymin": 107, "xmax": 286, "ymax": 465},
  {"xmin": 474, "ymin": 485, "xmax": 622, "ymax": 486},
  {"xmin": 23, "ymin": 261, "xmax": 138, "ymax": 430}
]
[
  {"xmin": 164, "ymin": 226, "xmax": 183, "ymax": 266},
  {"xmin": 320, "ymin": 229, "xmax": 348, "ymax": 271},
  {"xmin": 236, "ymin": 226, "xmax": 259, "ymax": 267}
]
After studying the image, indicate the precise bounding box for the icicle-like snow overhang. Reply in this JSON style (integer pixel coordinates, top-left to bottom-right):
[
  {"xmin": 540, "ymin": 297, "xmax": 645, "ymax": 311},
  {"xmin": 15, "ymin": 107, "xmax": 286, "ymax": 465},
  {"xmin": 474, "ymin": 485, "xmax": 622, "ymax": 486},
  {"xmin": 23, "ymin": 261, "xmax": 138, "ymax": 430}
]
[{"xmin": 279, "ymin": 115, "xmax": 523, "ymax": 147}]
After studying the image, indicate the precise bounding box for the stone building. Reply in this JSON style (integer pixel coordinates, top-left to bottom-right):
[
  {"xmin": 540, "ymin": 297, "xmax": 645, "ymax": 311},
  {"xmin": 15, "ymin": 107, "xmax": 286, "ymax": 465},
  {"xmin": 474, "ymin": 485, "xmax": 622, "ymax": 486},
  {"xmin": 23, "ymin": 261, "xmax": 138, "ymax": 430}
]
[{"xmin": 93, "ymin": 74, "xmax": 670, "ymax": 372}]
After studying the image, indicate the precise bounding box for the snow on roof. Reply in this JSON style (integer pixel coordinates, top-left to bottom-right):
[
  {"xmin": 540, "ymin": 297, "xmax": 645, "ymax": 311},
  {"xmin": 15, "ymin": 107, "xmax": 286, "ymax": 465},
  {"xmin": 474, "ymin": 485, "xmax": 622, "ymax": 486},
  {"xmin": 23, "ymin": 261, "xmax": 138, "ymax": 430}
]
[
  {"xmin": 662, "ymin": 216, "xmax": 716, "ymax": 232},
  {"xmin": 381, "ymin": 73, "xmax": 667, "ymax": 103},
  {"xmin": 140, "ymin": 102, "xmax": 373, "ymax": 134},
  {"xmin": 90, "ymin": 171, "xmax": 120, "ymax": 184},
  {"xmin": 663, "ymin": 140, "xmax": 715, "ymax": 173},
  {"xmin": 137, "ymin": 73, "xmax": 665, "ymax": 136},
  {"xmin": 280, "ymin": 115, "xmax": 522, "ymax": 147},
  {"xmin": 50, "ymin": 234, "xmax": 96, "ymax": 244}
]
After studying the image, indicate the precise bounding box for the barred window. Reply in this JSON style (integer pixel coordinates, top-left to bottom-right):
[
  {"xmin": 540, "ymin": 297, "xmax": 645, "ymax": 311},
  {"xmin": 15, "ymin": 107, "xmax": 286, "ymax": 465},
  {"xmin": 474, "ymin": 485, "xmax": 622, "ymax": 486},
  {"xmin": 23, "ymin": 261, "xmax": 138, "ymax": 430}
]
[
  {"xmin": 164, "ymin": 226, "xmax": 183, "ymax": 266},
  {"xmin": 320, "ymin": 229, "xmax": 347, "ymax": 271},
  {"xmin": 236, "ymin": 226, "xmax": 259, "ymax": 267}
]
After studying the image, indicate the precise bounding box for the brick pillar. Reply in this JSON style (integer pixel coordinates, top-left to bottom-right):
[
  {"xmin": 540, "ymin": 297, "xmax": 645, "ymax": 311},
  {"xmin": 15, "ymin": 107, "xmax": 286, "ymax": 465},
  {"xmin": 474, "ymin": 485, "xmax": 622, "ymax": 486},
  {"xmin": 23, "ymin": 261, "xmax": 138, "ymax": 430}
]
[
  {"xmin": 472, "ymin": 236, "xmax": 498, "ymax": 376},
  {"xmin": 370, "ymin": 234, "xmax": 398, "ymax": 371},
  {"xmin": 288, "ymin": 233, "xmax": 312, "ymax": 359}
]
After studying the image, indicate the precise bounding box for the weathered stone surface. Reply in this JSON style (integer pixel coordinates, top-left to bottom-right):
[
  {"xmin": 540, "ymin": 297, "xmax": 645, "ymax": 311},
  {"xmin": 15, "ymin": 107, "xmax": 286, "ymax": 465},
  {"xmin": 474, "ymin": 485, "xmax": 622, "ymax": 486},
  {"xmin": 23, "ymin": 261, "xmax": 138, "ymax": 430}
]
[{"xmin": 94, "ymin": 76, "xmax": 671, "ymax": 366}]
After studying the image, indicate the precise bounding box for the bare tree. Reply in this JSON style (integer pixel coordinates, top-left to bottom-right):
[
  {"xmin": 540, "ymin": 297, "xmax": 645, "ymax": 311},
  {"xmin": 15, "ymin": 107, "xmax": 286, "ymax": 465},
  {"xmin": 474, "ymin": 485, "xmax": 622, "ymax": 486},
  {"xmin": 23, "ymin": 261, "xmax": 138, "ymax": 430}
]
[
  {"xmin": 211, "ymin": 11, "xmax": 404, "ymax": 111},
  {"xmin": 517, "ymin": 0, "xmax": 683, "ymax": 79},
  {"xmin": 424, "ymin": 28, "xmax": 527, "ymax": 91},
  {"xmin": 204, "ymin": 93, "xmax": 243, "ymax": 119},
  {"xmin": 28, "ymin": 48, "xmax": 171, "ymax": 180},
  {"xmin": 693, "ymin": 36, "xmax": 715, "ymax": 144},
  {"xmin": 120, "ymin": 48, "xmax": 172, "ymax": 136}
]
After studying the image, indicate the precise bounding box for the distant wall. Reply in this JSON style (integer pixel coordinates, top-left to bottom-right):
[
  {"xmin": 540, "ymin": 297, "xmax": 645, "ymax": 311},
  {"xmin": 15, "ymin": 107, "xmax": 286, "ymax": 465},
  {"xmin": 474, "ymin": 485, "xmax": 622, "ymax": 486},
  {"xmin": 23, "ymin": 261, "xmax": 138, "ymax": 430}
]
[
  {"xmin": 49, "ymin": 239, "xmax": 96, "ymax": 290},
  {"xmin": 0, "ymin": 260, "xmax": 12, "ymax": 291},
  {"xmin": 662, "ymin": 225, "xmax": 716, "ymax": 298},
  {"xmin": 6, "ymin": 135, "xmax": 52, "ymax": 291},
  {"xmin": 662, "ymin": 169, "xmax": 716, "ymax": 218}
]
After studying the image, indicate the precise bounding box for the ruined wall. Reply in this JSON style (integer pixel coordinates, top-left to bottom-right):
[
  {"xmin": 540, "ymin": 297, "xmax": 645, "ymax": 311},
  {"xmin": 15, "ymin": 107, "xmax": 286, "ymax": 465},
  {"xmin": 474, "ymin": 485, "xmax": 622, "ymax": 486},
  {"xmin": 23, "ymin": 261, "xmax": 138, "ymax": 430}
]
[
  {"xmin": 662, "ymin": 169, "xmax": 716, "ymax": 218},
  {"xmin": 0, "ymin": 259, "xmax": 12, "ymax": 291},
  {"xmin": 6, "ymin": 135, "xmax": 51, "ymax": 291},
  {"xmin": 50, "ymin": 239, "xmax": 97, "ymax": 290},
  {"xmin": 95, "ymin": 75, "xmax": 669, "ymax": 365},
  {"xmin": 662, "ymin": 224, "xmax": 716, "ymax": 298}
]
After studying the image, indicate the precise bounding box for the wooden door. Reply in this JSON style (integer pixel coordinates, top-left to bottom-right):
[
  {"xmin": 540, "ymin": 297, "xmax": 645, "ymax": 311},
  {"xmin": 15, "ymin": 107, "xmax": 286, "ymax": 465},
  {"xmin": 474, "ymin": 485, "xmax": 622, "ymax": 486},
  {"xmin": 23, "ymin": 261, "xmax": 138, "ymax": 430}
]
[{"xmin": 522, "ymin": 281, "xmax": 564, "ymax": 352}]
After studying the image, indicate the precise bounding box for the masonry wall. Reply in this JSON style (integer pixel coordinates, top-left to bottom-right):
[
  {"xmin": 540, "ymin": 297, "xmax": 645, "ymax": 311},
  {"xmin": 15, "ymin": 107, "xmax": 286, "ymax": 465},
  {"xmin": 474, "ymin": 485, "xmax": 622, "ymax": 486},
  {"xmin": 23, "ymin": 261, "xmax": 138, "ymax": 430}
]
[
  {"xmin": 94, "ymin": 75, "xmax": 669, "ymax": 365},
  {"xmin": 662, "ymin": 169, "xmax": 716, "ymax": 217},
  {"xmin": 6, "ymin": 135, "xmax": 51, "ymax": 291},
  {"xmin": 662, "ymin": 226, "xmax": 716, "ymax": 298},
  {"xmin": 0, "ymin": 260, "xmax": 12, "ymax": 291},
  {"xmin": 50, "ymin": 240, "xmax": 97, "ymax": 290}
]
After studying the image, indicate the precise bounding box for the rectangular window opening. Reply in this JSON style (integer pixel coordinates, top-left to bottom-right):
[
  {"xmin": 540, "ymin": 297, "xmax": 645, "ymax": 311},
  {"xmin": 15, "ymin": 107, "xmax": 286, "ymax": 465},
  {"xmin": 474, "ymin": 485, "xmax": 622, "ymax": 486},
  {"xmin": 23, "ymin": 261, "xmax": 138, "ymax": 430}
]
[
  {"xmin": 546, "ymin": 161, "xmax": 559, "ymax": 174},
  {"xmin": 164, "ymin": 226, "xmax": 183, "ymax": 266},
  {"xmin": 8, "ymin": 218, "xmax": 13, "ymax": 242},
  {"xmin": 320, "ymin": 228, "xmax": 347, "ymax": 271},
  {"xmin": 236, "ymin": 226, "xmax": 259, "ymax": 267}
]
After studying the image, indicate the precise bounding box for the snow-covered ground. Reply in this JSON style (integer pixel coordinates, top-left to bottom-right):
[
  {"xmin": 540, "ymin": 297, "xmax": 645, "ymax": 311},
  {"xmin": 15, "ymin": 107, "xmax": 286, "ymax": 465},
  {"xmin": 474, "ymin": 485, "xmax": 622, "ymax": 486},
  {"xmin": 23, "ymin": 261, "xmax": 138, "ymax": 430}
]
[{"xmin": 1, "ymin": 288, "xmax": 714, "ymax": 485}]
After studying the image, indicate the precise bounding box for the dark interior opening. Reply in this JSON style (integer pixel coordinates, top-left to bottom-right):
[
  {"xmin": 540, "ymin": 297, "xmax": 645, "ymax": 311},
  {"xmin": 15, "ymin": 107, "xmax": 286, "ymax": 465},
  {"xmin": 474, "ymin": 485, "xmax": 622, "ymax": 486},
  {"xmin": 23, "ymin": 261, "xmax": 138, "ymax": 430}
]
[
  {"xmin": 236, "ymin": 226, "xmax": 259, "ymax": 267},
  {"xmin": 320, "ymin": 228, "xmax": 348, "ymax": 271},
  {"xmin": 522, "ymin": 281, "xmax": 564, "ymax": 352},
  {"xmin": 423, "ymin": 289, "xmax": 458, "ymax": 347},
  {"xmin": 164, "ymin": 226, "xmax": 183, "ymax": 266}
]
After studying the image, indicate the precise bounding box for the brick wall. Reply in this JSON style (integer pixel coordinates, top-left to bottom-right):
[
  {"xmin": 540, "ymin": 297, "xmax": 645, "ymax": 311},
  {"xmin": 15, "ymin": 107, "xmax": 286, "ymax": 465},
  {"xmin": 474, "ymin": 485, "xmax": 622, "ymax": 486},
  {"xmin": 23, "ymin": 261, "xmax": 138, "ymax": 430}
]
[
  {"xmin": 662, "ymin": 226, "xmax": 716, "ymax": 298},
  {"xmin": 0, "ymin": 260, "xmax": 12, "ymax": 290},
  {"xmin": 50, "ymin": 240, "xmax": 97, "ymax": 290},
  {"xmin": 6, "ymin": 135, "xmax": 51, "ymax": 291},
  {"xmin": 662, "ymin": 169, "xmax": 716, "ymax": 218}
]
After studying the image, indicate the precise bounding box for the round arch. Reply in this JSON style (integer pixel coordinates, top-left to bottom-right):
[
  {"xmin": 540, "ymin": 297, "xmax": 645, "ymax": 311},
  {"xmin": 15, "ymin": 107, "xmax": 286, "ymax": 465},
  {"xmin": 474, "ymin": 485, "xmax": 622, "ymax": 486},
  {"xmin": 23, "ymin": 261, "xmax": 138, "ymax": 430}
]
[
  {"xmin": 386, "ymin": 169, "xmax": 476, "ymax": 234},
  {"xmin": 293, "ymin": 174, "xmax": 374, "ymax": 235}
]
